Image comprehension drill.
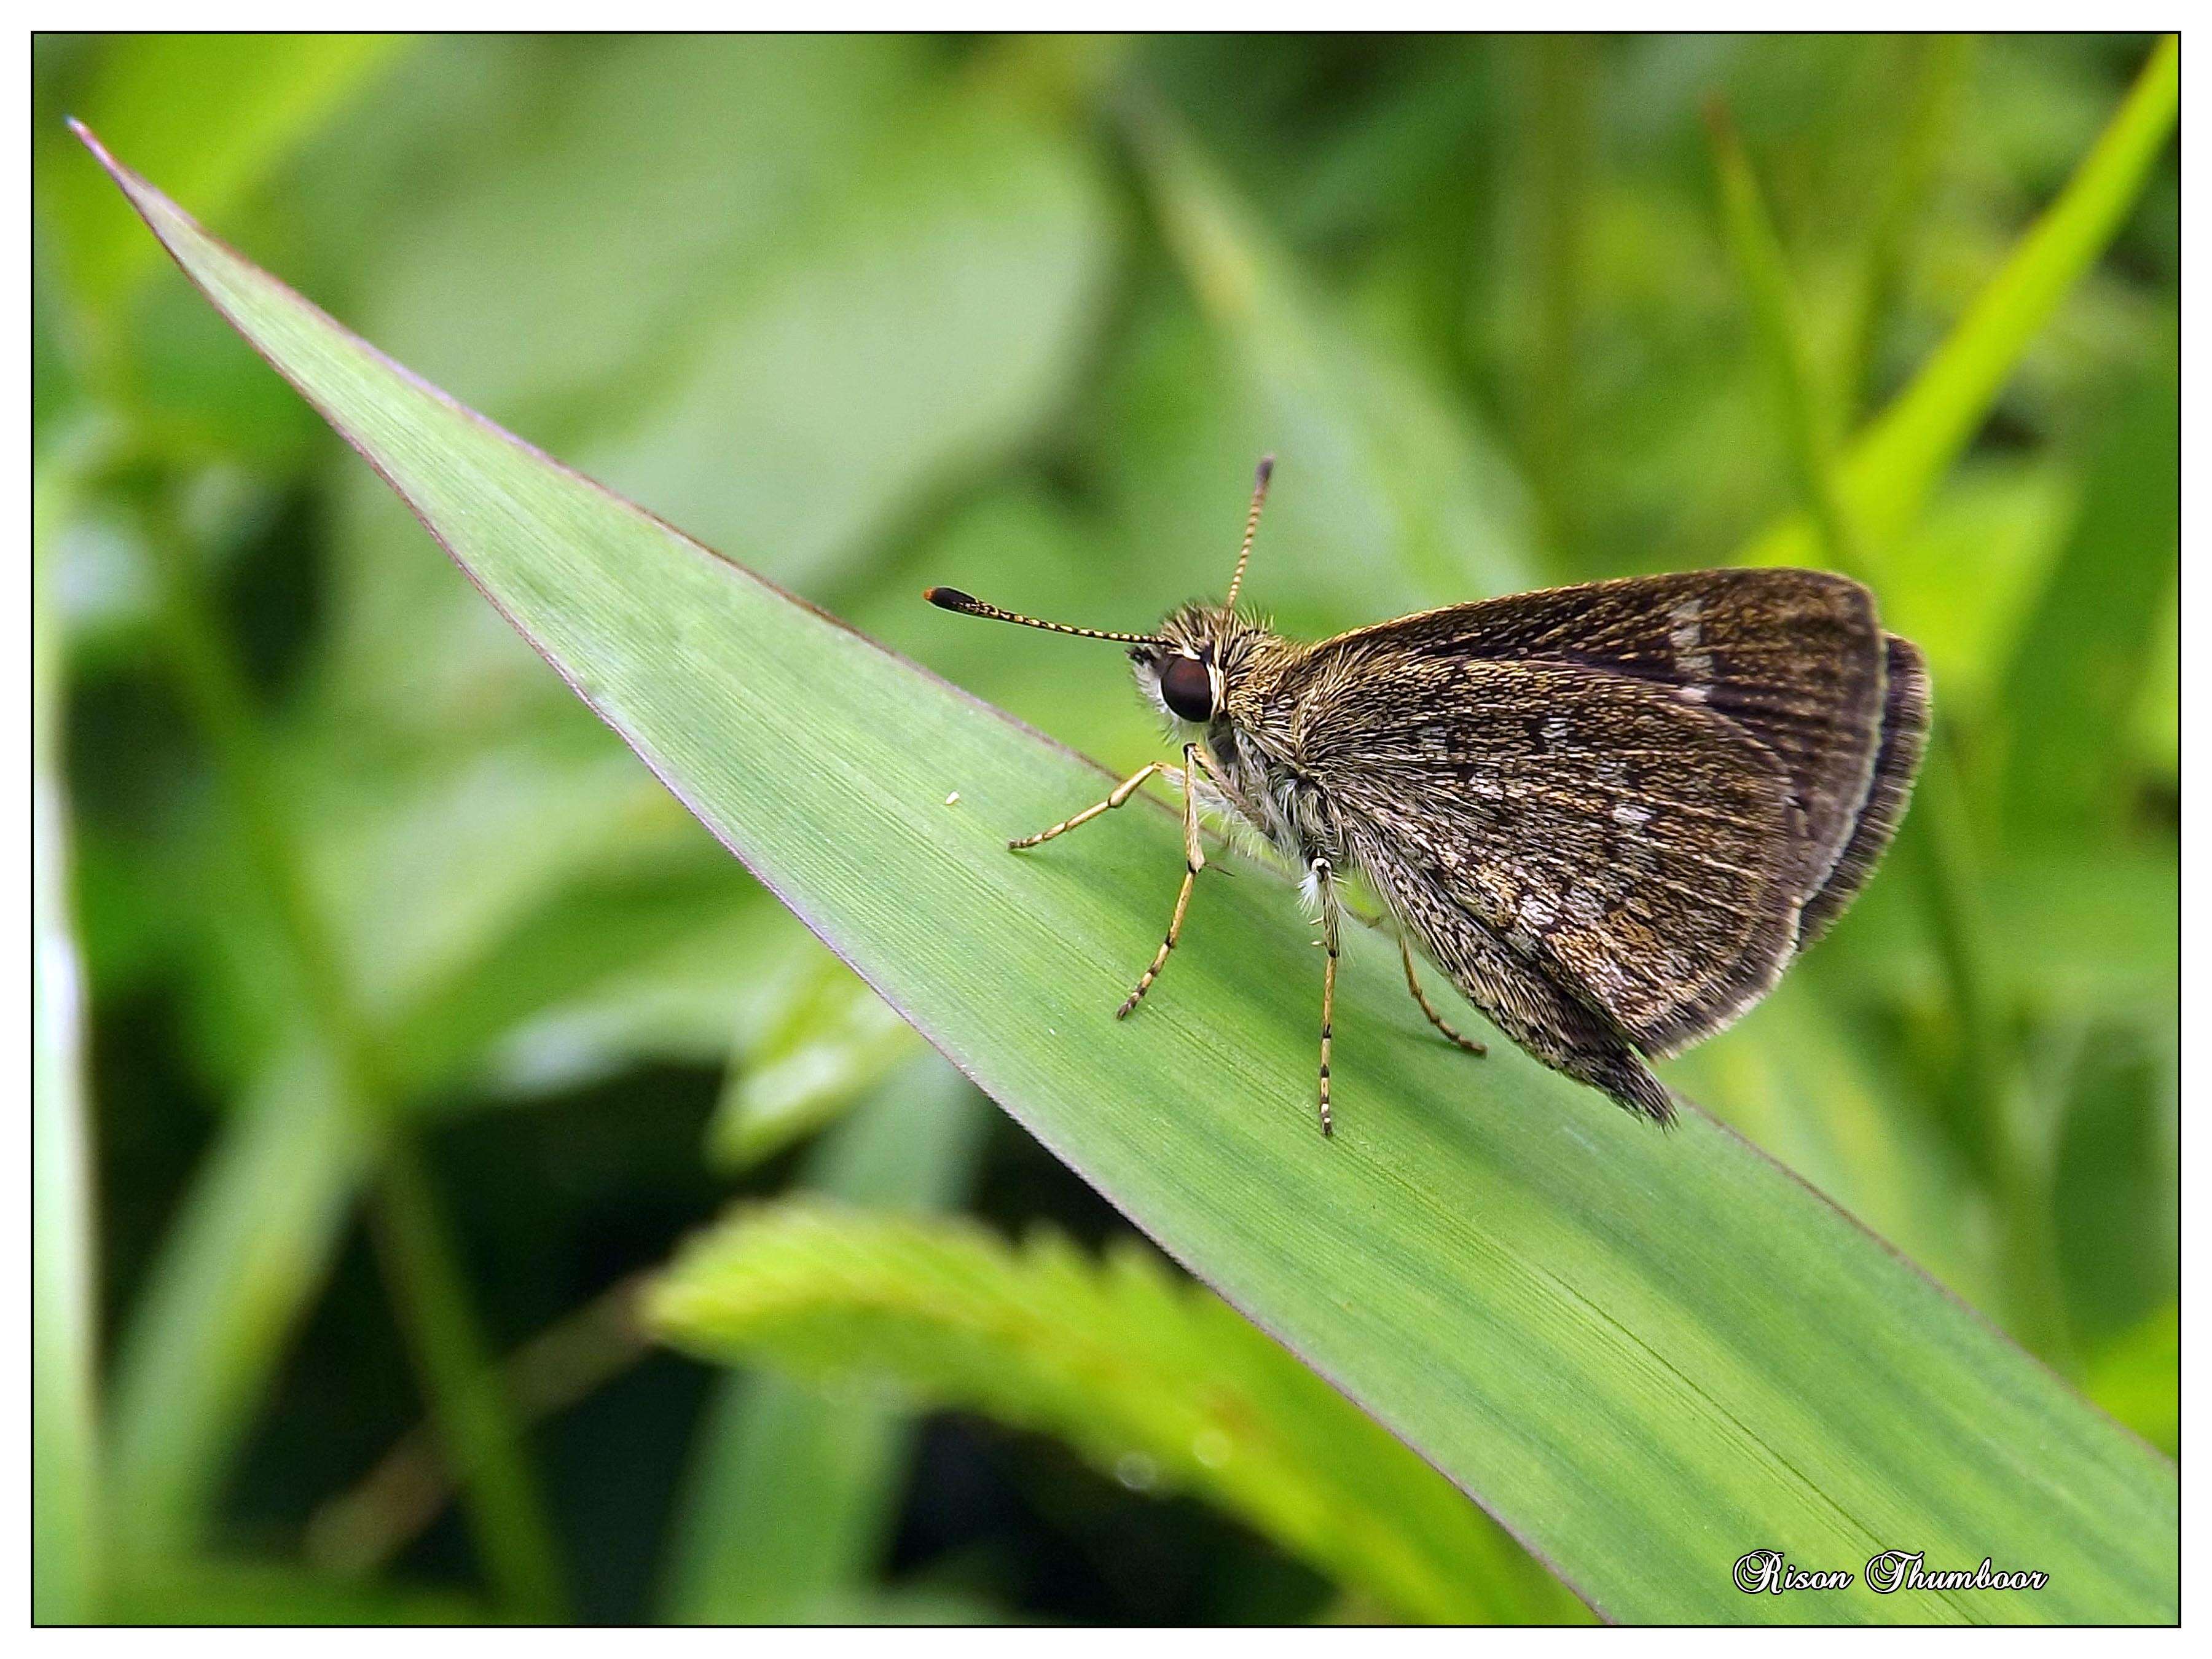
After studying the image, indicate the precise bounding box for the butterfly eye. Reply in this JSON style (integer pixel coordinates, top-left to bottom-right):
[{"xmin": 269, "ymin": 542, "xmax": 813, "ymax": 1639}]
[{"xmin": 1159, "ymin": 654, "xmax": 1215, "ymax": 722}]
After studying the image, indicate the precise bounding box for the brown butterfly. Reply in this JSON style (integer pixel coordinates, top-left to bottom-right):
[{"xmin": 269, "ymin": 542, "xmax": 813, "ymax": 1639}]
[{"xmin": 927, "ymin": 457, "xmax": 1929, "ymax": 1134}]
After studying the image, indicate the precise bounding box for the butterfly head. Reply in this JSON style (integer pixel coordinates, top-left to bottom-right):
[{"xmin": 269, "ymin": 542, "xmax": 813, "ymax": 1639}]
[
  {"xmin": 922, "ymin": 454, "xmax": 1277, "ymax": 732},
  {"xmin": 1130, "ymin": 604, "xmax": 1268, "ymax": 726}
]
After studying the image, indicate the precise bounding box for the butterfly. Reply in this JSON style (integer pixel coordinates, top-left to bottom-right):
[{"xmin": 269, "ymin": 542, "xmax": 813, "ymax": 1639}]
[{"xmin": 927, "ymin": 457, "xmax": 1929, "ymax": 1134}]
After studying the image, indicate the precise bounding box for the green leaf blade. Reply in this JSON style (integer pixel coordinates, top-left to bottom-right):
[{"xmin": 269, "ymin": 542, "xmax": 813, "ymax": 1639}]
[
  {"xmin": 105, "ymin": 1046, "xmax": 372, "ymax": 1560},
  {"xmin": 1735, "ymin": 36, "xmax": 2178, "ymax": 580},
  {"xmin": 33, "ymin": 451, "xmax": 103, "ymax": 1623},
  {"xmin": 662, "ymin": 1059, "xmax": 993, "ymax": 1624},
  {"xmin": 80, "ymin": 124, "xmax": 2175, "ymax": 1624},
  {"xmin": 654, "ymin": 1200, "xmax": 1577, "ymax": 1625}
]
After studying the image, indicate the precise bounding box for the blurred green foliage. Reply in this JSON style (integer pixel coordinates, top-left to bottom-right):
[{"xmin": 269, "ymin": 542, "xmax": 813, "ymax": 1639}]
[
  {"xmin": 33, "ymin": 32, "xmax": 2175, "ymax": 1625},
  {"xmin": 654, "ymin": 1202, "xmax": 1583, "ymax": 1625}
]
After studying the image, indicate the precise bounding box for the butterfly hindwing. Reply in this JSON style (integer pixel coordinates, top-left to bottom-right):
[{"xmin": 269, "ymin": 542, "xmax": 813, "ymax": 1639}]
[
  {"xmin": 1341, "ymin": 827, "xmax": 1679, "ymax": 1124},
  {"xmin": 1798, "ymin": 633, "xmax": 1931, "ymax": 945}
]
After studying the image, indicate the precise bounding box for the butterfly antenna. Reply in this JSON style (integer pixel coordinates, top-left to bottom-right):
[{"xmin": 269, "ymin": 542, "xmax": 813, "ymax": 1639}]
[
  {"xmin": 1223, "ymin": 453, "xmax": 1274, "ymax": 612},
  {"xmin": 921, "ymin": 587, "xmax": 1164, "ymax": 646}
]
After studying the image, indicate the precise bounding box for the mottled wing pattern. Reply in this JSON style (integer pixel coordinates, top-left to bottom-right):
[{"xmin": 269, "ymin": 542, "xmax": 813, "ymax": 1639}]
[
  {"xmin": 1291, "ymin": 654, "xmax": 1814, "ymax": 1086},
  {"xmin": 1313, "ymin": 570, "xmax": 1888, "ymax": 897},
  {"xmin": 1798, "ymin": 634, "xmax": 1931, "ymax": 944},
  {"xmin": 1339, "ymin": 822, "xmax": 1684, "ymax": 1123}
]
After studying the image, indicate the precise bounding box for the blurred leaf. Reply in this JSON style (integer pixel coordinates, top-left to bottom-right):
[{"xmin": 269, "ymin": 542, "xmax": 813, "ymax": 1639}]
[
  {"xmin": 330, "ymin": 36, "xmax": 931, "ymax": 444},
  {"xmin": 665, "ymin": 1058, "xmax": 992, "ymax": 1623},
  {"xmin": 394, "ymin": 855, "xmax": 767, "ymax": 1097},
  {"xmin": 1836, "ymin": 36, "xmax": 1970, "ymax": 423},
  {"xmin": 369, "ymin": 1144, "xmax": 568, "ymax": 1620},
  {"xmin": 654, "ymin": 1202, "xmax": 1575, "ymax": 1625},
  {"xmin": 86, "ymin": 125, "xmax": 2178, "ymax": 1623},
  {"xmin": 1996, "ymin": 359, "xmax": 2179, "ymax": 849},
  {"xmin": 299, "ymin": 732, "xmax": 679, "ymax": 1023},
  {"xmin": 1512, "ymin": 36, "xmax": 1596, "ymax": 572},
  {"xmin": 1736, "ymin": 37, "xmax": 2176, "ymax": 579},
  {"xmin": 580, "ymin": 98, "xmax": 1116, "ymax": 599},
  {"xmin": 1985, "ymin": 849, "xmax": 2178, "ymax": 1021},
  {"xmin": 2052, "ymin": 1022, "xmax": 2178, "ymax": 1356},
  {"xmin": 1285, "ymin": 37, "xmax": 1495, "ymax": 249},
  {"xmin": 33, "ymin": 449, "xmax": 102, "ymax": 1623},
  {"xmin": 2081, "ymin": 1303, "xmax": 2178, "ymax": 1461},
  {"xmin": 1869, "ymin": 458, "xmax": 2069, "ymax": 710},
  {"xmin": 106, "ymin": 1556, "xmax": 485, "ymax": 1626},
  {"xmin": 303, "ymin": 1275, "xmax": 651, "ymax": 1580},
  {"xmin": 1129, "ymin": 110, "xmax": 1537, "ymax": 624},
  {"xmin": 1707, "ymin": 100, "xmax": 1854, "ymax": 570},
  {"xmin": 106, "ymin": 1045, "xmax": 372, "ymax": 1558},
  {"xmin": 708, "ymin": 951, "xmax": 925, "ymax": 1172},
  {"xmin": 2130, "ymin": 578, "xmax": 2179, "ymax": 783},
  {"xmin": 465, "ymin": 886, "xmax": 804, "ymax": 1091},
  {"xmin": 326, "ymin": 58, "xmax": 1116, "ymax": 744},
  {"xmin": 37, "ymin": 33, "xmax": 404, "ymax": 320}
]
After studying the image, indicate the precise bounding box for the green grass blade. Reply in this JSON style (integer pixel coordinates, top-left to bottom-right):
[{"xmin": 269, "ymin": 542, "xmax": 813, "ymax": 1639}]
[
  {"xmin": 1736, "ymin": 35, "xmax": 2177, "ymax": 575},
  {"xmin": 1707, "ymin": 101, "xmax": 1856, "ymax": 574},
  {"xmin": 106, "ymin": 1556, "xmax": 488, "ymax": 1626},
  {"xmin": 1706, "ymin": 98, "xmax": 2020, "ymax": 1231},
  {"xmin": 707, "ymin": 951, "xmax": 925, "ymax": 1172},
  {"xmin": 1996, "ymin": 359, "xmax": 2179, "ymax": 849},
  {"xmin": 106, "ymin": 1046, "xmax": 371, "ymax": 1559},
  {"xmin": 367, "ymin": 1144, "xmax": 567, "ymax": 1620},
  {"xmin": 1704, "ymin": 65, "xmax": 2169, "ymax": 1369},
  {"xmin": 1835, "ymin": 35, "xmax": 1971, "ymax": 425},
  {"xmin": 33, "ymin": 450, "xmax": 103, "ymax": 1623},
  {"xmin": 654, "ymin": 1202, "xmax": 1578, "ymax": 1624},
  {"xmin": 1515, "ymin": 35, "xmax": 1596, "ymax": 574},
  {"xmin": 663, "ymin": 1058, "xmax": 991, "ymax": 1623},
  {"xmin": 80, "ymin": 124, "xmax": 2176, "ymax": 1623},
  {"xmin": 111, "ymin": 451, "xmax": 567, "ymax": 1610},
  {"xmin": 2082, "ymin": 1303, "xmax": 2178, "ymax": 1460},
  {"xmin": 1130, "ymin": 109, "xmax": 1538, "ymax": 616}
]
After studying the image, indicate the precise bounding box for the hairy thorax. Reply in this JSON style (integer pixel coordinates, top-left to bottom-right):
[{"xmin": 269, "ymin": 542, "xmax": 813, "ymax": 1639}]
[{"xmin": 1204, "ymin": 644, "xmax": 1351, "ymax": 875}]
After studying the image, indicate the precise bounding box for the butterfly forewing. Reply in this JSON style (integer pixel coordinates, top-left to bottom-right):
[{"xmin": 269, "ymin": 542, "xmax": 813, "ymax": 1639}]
[
  {"xmin": 1292, "ymin": 652, "xmax": 1814, "ymax": 1060},
  {"xmin": 1311, "ymin": 570, "xmax": 1889, "ymax": 896}
]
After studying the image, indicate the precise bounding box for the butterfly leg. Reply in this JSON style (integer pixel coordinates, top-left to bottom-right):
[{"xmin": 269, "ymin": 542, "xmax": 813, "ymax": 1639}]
[
  {"xmin": 1116, "ymin": 745, "xmax": 1209, "ymax": 1019},
  {"xmin": 1008, "ymin": 761, "xmax": 1172, "ymax": 850},
  {"xmin": 1409, "ymin": 893, "xmax": 1676, "ymax": 1126},
  {"xmin": 1313, "ymin": 857, "xmax": 1341, "ymax": 1137},
  {"xmin": 1398, "ymin": 932, "xmax": 1486, "ymax": 1057}
]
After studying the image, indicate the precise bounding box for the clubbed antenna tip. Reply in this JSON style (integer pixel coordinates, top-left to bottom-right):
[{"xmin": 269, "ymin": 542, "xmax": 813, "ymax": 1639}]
[{"xmin": 919, "ymin": 585, "xmax": 1163, "ymax": 646}]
